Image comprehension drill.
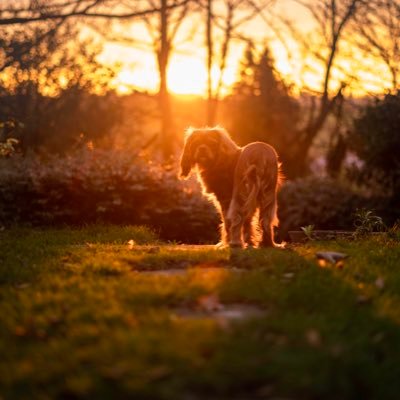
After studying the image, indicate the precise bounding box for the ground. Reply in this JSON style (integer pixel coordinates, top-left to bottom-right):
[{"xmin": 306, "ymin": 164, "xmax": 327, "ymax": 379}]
[{"xmin": 1, "ymin": 226, "xmax": 400, "ymax": 399}]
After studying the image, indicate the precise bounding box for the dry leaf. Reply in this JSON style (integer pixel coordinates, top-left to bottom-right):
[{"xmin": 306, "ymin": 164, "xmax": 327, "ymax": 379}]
[
  {"xmin": 305, "ymin": 329, "xmax": 321, "ymax": 347},
  {"xmin": 197, "ymin": 294, "xmax": 224, "ymax": 312},
  {"xmin": 316, "ymin": 251, "xmax": 348, "ymax": 268},
  {"xmin": 375, "ymin": 277, "xmax": 385, "ymax": 290}
]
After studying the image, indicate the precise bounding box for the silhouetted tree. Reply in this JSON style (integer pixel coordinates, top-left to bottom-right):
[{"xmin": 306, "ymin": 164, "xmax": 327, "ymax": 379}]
[
  {"xmin": 352, "ymin": 0, "xmax": 400, "ymax": 92},
  {"xmin": 202, "ymin": 0, "xmax": 275, "ymax": 125},
  {"xmin": 349, "ymin": 92, "xmax": 400, "ymax": 192},
  {"xmin": 226, "ymin": 43, "xmax": 300, "ymax": 177},
  {"xmin": 0, "ymin": 29, "xmax": 121, "ymax": 153},
  {"xmin": 264, "ymin": 0, "xmax": 364, "ymax": 175}
]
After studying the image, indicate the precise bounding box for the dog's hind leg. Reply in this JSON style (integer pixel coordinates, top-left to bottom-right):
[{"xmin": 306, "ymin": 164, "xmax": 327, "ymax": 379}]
[{"xmin": 259, "ymin": 189, "xmax": 278, "ymax": 248}]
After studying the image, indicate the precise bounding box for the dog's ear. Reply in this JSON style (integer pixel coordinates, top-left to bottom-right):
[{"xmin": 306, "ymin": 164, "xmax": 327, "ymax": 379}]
[
  {"xmin": 179, "ymin": 148, "xmax": 193, "ymax": 179},
  {"xmin": 179, "ymin": 131, "xmax": 194, "ymax": 179}
]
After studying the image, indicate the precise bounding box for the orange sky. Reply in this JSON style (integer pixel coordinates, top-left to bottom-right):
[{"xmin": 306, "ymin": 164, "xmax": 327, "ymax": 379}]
[{"xmin": 97, "ymin": 0, "xmax": 393, "ymax": 97}]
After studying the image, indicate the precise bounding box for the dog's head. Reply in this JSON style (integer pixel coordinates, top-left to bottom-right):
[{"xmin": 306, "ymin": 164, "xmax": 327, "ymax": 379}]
[{"xmin": 179, "ymin": 128, "xmax": 223, "ymax": 179}]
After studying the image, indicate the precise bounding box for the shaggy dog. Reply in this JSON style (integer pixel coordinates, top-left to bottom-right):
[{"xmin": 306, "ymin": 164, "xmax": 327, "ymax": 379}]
[{"xmin": 180, "ymin": 127, "xmax": 283, "ymax": 248}]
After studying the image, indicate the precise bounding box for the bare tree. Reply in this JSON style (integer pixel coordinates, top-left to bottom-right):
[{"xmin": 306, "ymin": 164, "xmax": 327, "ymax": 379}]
[
  {"xmin": 0, "ymin": 0, "xmax": 191, "ymax": 73},
  {"xmin": 352, "ymin": 0, "xmax": 400, "ymax": 92},
  {"xmin": 268, "ymin": 0, "xmax": 364, "ymax": 175},
  {"xmin": 141, "ymin": 0, "xmax": 194, "ymax": 160},
  {"xmin": 203, "ymin": 0, "xmax": 274, "ymax": 125},
  {"xmin": 99, "ymin": 0, "xmax": 194, "ymax": 160},
  {"xmin": 1, "ymin": 0, "xmax": 194, "ymax": 160},
  {"xmin": 0, "ymin": 1, "xmax": 191, "ymax": 25}
]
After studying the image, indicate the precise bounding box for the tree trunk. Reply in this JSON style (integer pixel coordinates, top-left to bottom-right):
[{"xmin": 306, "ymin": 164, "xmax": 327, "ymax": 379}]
[
  {"xmin": 206, "ymin": 0, "xmax": 214, "ymax": 126},
  {"xmin": 159, "ymin": 0, "xmax": 173, "ymax": 161}
]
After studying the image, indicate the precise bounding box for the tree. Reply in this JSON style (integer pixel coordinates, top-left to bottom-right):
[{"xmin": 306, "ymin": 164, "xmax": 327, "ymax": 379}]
[
  {"xmin": 349, "ymin": 92, "xmax": 400, "ymax": 191},
  {"xmin": 141, "ymin": 0, "xmax": 193, "ymax": 160},
  {"xmin": 226, "ymin": 43, "xmax": 300, "ymax": 177},
  {"xmin": 0, "ymin": 28, "xmax": 121, "ymax": 153},
  {"xmin": 1, "ymin": 0, "xmax": 194, "ymax": 160},
  {"xmin": 87, "ymin": 0, "xmax": 195, "ymax": 160},
  {"xmin": 266, "ymin": 0, "xmax": 364, "ymax": 175},
  {"xmin": 0, "ymin": 0, "xmax": 191, "ymax": 73},
  {"xmin": 203, "ymin": 0, "xmax": 275, "ymax": 125},
  {"xmin": 352, "ymin": 0, "xmax": 400, "ymax": 92}
]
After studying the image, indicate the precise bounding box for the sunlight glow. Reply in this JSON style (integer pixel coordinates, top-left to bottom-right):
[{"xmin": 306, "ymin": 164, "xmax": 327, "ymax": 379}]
[
  {"xmin": 167, "ymin": 58, "xmax": 207, "ymax": 96},
  {"xmin": 114, "ymin": 56, "xmax": 238, "ymax": 97}
]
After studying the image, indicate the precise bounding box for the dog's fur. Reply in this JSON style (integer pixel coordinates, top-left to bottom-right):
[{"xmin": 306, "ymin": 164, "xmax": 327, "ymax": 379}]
[{"xmin": 180, "ymin": 127, "xmax": 283, "ymax": 248}]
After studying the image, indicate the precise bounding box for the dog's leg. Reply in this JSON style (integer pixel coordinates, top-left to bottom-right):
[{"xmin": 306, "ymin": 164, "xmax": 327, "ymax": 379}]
[
  {"xmin": 217, "ymin": 203, "xmax": 231, "ymax": 247},
  {"xmin": 259, "ymin": 191, "xmax": 278, "ymax": 248},
  {"xmin": 222, "ymin": 202, "xmax": 232, "ymax": 244},
  {"xmin": 227, "ymin": 201, "xmax": 244, "ymax": 248},
  {"xmin": 243, "ymin": 216, "xmax": 255, "ymax": 248}
]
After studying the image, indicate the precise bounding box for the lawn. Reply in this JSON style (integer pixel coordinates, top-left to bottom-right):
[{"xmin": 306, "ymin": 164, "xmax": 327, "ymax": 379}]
[{"xmin": 1, "ymin": 226, "xmax": 400, "ymax": 399}]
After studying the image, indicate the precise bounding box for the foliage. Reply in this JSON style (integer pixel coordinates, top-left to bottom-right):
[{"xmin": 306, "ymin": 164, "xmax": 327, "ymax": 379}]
[
  {"xmin": 278, "ymin": 177, "xmax": 398, "ymax": 238},
  {"xmin": 2, "ymin": 151, "xmax": 399, "ymax": 243},
  {"xmin": 1, "ymin": 228, "xmax": 400, "ymax": 399},
  {"xmin": 353, "ymin": 208, "xmax": 386, "ymax": 237},
  {"xmin": 225, "ymin": 44, "xmax": 301, "ymax": 178},
  {"xmin": 0, "ymin": 150, "xmax": 219, "ymax": 243},
  {"xmin": 349, "ymin": 92, "xmax": 400, "ymax": 191},
  {"xmin": 301, "ymin": 224, "xmax": 316, "ymax": 240},
  {"xmin": 0, "ymin": 137, "xmax": 18, "ymax": 157},
  {"xmin": 0, "ymin": 25, "xmax": 121, "ymax": 153}
]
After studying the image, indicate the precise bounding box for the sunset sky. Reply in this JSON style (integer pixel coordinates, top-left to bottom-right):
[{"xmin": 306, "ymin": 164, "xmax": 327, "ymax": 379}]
[
  {"xmin": 96, "ymin": 0, "xmax": 394, "ymax": 97},
  {"xmin": 97, "ymin": 0, "xmax": 312, "ymax": 96}
]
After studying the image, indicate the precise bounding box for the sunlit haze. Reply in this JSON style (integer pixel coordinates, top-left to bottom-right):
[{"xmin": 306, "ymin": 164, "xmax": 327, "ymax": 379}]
[{"xmin": 97, "ymin": 0, "xmax": 394, "ymax": 97}]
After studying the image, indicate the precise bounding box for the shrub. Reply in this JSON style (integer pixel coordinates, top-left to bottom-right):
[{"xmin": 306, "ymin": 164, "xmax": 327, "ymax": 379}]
[
  {"xmin": 277, "ymin": 177, "xmax": 397, "ymax": 238},
  {"xmin": 0, "ymin": 150, "xmax": 219, "ymax": 243},
  {"xmin": 351, "ymin": 92, "xmax": 400, "ymax": 175},
  {"xmin": 1, "ymin": 153, "xmax": 398, "ymax": 244},
  {"xmin": 348, "ymin": 92, "xmax": 400, "ymax": 202}
]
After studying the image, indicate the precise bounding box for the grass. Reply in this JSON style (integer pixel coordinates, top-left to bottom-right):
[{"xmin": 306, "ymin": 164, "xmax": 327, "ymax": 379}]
[{"xmin": 1, "ymin": 226, "xmax": 400, "ymax": 399}]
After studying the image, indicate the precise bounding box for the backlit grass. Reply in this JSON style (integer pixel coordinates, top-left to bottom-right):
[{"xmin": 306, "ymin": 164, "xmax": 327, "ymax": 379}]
[{"xmin": 1, "ymin": 226, "xmax": 400, "ymax": 399}]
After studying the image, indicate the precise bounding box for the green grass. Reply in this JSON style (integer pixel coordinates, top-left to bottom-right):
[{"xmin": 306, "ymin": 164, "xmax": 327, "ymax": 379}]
[{"xmin": 1, "ymin": 226, "xmax": 400, "ymax": 399}]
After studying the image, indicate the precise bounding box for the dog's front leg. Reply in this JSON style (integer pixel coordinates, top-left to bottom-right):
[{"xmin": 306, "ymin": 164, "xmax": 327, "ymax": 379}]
[{"xmin": 220, "ymin": 201, "xmax": 231, "ymax": 246}]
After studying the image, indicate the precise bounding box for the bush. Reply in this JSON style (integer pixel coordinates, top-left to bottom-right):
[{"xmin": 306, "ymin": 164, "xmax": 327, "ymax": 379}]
[
  {"xmin": 0, "ymin": 150, "xmax": 219, "ymax": 243},
  {"xmin": 278, "ymin": 177, "xmax": 398, "ymax": 238},
  {"xmin": 2, "ymin": 153, "xmax": 398, "ymax": 243},
  {"xmin": 351, "ymin": 92, "xmax": 400, "ymax": 175},
  {"xmin": 348, "ymin": 92, "xmax": 400, "ymax": 201}
]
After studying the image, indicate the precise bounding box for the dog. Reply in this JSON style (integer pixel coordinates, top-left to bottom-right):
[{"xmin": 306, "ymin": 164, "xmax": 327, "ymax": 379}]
[{"xmin": 180, "ymin": 127, "xmax": 283, "ymax": 248}]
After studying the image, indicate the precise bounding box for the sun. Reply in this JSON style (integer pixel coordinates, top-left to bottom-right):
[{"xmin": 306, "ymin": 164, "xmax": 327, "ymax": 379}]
[
  {"xmin": 114, "ymin": 55, "xmax": 237, "ymax": 97},
  {"xmin": 167, "ymin": 58, "xmax": 207, "ymax": 96}
]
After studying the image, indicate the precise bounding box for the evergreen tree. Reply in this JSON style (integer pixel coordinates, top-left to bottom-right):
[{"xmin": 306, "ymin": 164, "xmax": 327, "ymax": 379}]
[{"xmin": 225, "ymin": 43, "xmax": 300, "ymax": 178}]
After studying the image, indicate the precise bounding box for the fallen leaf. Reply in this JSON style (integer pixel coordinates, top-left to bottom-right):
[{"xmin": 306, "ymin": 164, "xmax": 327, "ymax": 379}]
[
  {"xmin": 375, "ymin": 277, "xmax": 385, "ymax": 290},
  {"xmin": 14, "ymin": 326, "xmax": 26, "ymax": 337},
  {"xmin": 316, "ymin": 251, "xmax": 348, "ymax": 268},
  {"xmin": 282, "ymin": 272, "xmax": 295, "ymax": 279},
  {"xmin": 305, "ymin": 329, "xmax": 322, "ymax": 347},
  {"xmin": 357, "ymin": 294, "xmax": 371, "ymax": 304},
  {"xmin": 15, "ymin": 283, "xmax": 31, "ymax": 289},
  {"xmin": 197, "ymin": 294, "xmax": 224, "ymax": 312}
]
